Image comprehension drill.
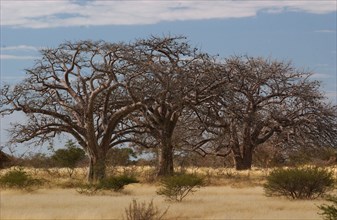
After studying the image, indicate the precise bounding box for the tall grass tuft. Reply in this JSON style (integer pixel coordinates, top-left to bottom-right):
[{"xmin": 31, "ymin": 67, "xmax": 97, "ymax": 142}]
[{"xmin": 124, "ymin": 199, "xmax": 169, "ymax": 220}]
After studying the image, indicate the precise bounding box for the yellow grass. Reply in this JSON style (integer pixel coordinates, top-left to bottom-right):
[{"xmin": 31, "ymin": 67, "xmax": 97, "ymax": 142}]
[
  {"xmin": 1, "ymin": 184, "xmax": 325, "ymax": 219},
  {"xmin": 1, "ymin": 166, "xmax": 335, "ymax": 219}
]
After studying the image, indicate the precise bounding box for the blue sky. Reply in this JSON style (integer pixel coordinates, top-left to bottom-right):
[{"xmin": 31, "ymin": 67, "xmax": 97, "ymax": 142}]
[{"xmin": 0, "ymin": 0, "xmax": 336, "ymax": 153}]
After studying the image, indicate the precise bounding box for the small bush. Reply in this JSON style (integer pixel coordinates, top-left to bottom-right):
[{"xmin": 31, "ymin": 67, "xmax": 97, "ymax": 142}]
[
  {"xmin": 98, "ymin": 175, "xmax": 139, "ymax": 192},
  {"xmin": 157, "ymin": 173, "xmax": 204, "ymax": 202},
  {"xmin": 77, "ymin": 175, "xmax": 138, "ymax": 195},
  {"xmin": 124, "ymin": 199, "xmax": 169, "ymax": 220},
  {"xmin": 264, "ymin": 167, "xmax": 334, "ymax": 199},
  {"xmin": 76, "ymin": 183, "xmax": 99, "ymax": 195},
  {"xmin": 318, "ymin": 195, "xmax": 337, "ymax": 220},
  {"xmin": 0, "ymin": 168, "xmax": 43, "ymax": 191}
]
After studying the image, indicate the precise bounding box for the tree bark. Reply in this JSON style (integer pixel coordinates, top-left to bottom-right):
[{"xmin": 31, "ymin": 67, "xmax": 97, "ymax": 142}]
[
  {"xmin": 234, "ymin": 154, "xmax": 252, "ymax": 170},
  {"xmin": 157, "ymin": 137, "xmax": 174, "ymax": 177},
  {"xmin": 232, "ymin": 145, "xmax": 253, "ymax": 170},
  {"xmin": 87, "ymin": 152, "xmax": 106, "ymax": 183}
]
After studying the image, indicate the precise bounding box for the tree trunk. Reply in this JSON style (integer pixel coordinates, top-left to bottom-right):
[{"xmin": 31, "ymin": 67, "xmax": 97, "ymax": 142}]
[
  {"xmin": 88, "ymin": 153, "xmax": 106, "ymax": 183},
  {"xmin": 234, "ymin": 155, "xmax": 252, "ymax": 170},
  {"xmin": 233, "ymin": 145, "xmax": 253, "ymax": 170},
  {"xmin": 157, "ymin": 137, "xmax": 174, "ymax": 177}
]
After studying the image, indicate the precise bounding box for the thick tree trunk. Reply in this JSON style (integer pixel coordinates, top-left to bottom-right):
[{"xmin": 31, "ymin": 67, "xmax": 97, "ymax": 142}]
[
  {"xmin": 234, "ymin": 155, "xmax": 252, "ymax": 170},
  {"xmin": 233, "ymin": 145, "xmax": 253, "ymax": 170},
  {"xmin": 88, "ymin": 153, "xmax": 106, "ymax": 183},
  {"xmin": 157, "ymin": 137, "xmax": 174, "ymax": 177}
]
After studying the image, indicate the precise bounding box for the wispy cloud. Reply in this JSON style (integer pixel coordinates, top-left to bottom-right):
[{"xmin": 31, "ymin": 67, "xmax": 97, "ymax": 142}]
[
  {"xmin": 0, "ymin": 45, "xmax": 39, "ymax": 60},
  {"xmin": 1, "ymin": 45, "xmax": 39, "ymax": 51},
  {"xmin": 1, "ymin": 1, "xmax": 336, "ymax": 29},
  {"xmin": 315, "ymin": 30, "xmax": 336, "ymax": 33},
  {"xmin": 315, "ymin": 63, "xmax": 330, "ymax": 67},
  {"xmin": 0, "ymin": 54, "xmax": 38, "ymax": 60},
  {"xmin": 312, "ymin": 73, "xmax": 332, "ymax": 79},
  {"xmin": 0, "ymin": 76, "xmax": 26, "ymax": 81}
]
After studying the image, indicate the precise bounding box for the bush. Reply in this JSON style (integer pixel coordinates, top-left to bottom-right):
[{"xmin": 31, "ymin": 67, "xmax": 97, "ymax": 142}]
[
  {"xmin": 264, "ymin": 167, "xmax": 334, "ymax": 199},
  {"xmin": 318, "ymin": 195, "xmax": 337, "ymax": 220},
  {"xmin": 0, "ymin": 168, "xmax": 43, "ymax": 191},
  {"xmin": 157, "ymin": 173, "xmax": 204, "ymax": 202},
  {"xmin": 124, "ymin": 199, "xmax": 169, "ymax": 220},
  {"xmin": 77, "ymin": 175, "xmax": 138, "ymax": 195},
  {"xmin": 97, "ymin": 175, "xmax": 139, "ymax": 192}
]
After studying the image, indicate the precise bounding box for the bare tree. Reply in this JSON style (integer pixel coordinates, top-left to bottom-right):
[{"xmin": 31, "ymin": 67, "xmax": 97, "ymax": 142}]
[
  {"xmin": 196, "ymin": 56, "xmax": 337, "ymax": 170},
  {"xmin": 0, "ymin": 40, "xmax": 142, "ymax": 182},
  {"xmin": 126, "ymin": 36, "xmax": 215, "ymax": 176}
]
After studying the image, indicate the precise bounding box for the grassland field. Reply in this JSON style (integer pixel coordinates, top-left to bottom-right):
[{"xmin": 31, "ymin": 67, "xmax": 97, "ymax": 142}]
[{"xmin": 1, "ymin": 166, "xmax": 336, "ymax": 219}]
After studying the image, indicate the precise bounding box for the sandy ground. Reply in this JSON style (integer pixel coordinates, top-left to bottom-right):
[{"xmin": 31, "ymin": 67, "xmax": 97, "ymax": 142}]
[{"xmin": 0, "ymin": 184, "xmax": 324, "ymax": 220}]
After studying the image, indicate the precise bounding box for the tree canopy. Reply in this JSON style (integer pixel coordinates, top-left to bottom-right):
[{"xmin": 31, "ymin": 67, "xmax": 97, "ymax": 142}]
[
  {"xmin": 1, "ymin": 36, "xmax": 336, "ymax": 181},
  {"xmin": 194, "ymin": 56, "xmax": 337, "ymax": 169}
]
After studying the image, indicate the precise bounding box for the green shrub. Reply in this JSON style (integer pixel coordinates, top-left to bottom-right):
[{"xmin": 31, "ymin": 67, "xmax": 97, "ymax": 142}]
[
  {"xmin": 0, "ymin": 168, "xmax": 43, "ymax": 190},
  {"xmin": 157, "ymin": 173, "xmax": 204, "ymax": 202},
  {"xmin": 318, "ymin": 195, "xmax": 337, "ymax": 220},
  {"xmin": 124, "ymin": 199, "xmax": 169, "ymax": 220},
  {"xmin": 97, "ymin": 175, "xmax": 139, "ymax": 192},
  {"xmin": 76, "ymin": 175, "xmax": 138, "ymax": 195},
  {"xmin": 264, "ymin": 167, "xmax": 334, "ymax": 199}
]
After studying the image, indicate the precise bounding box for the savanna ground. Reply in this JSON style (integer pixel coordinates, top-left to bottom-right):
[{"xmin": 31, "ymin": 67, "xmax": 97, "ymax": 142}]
[{"xmin": 1, "ymin": 166, "xmax": 335, "ymax": 219}]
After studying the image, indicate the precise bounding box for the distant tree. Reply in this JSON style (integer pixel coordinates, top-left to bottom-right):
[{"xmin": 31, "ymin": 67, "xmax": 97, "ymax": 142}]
[
  {"xmin": 52, "ymin": 140, "xmax": 86, "ymax": 177},
  {"xmin": 24, "ymin": 153, "xmax": 54, "ymax": 169},
  {"xmin": 195, "ymin": 56, "xmax": 337, "ymax": 170},
  {"xmin": 106, "ymin": 148, "xmax": 137, "ymax": 166}
]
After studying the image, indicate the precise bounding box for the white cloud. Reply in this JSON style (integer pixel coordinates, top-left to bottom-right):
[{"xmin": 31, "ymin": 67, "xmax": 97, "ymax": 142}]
[
  {"xmin": 0, "ymin": 76, "xmax": 26, "ymax": 81},
  {"xmin": 0, "ymin": 54, "xmax": 38, "ymax": 60},
  {"xmin": 0, "ymin": 45, "xmax": 39, "ymax": 60},
  {"xmin": 1, "ymin": 45, "xmax": 38, "ymax": 51},
  {"xmin": 315, "ymin": 63, "xmax": 330, "ymax": 67},
  {"xmin": 1, "ymin": 0, "xmax": 336, "ymax": 29},
  {"xmin": 312, "ymin": 73, "xmax": 332, "ymax": 79},
  {"xmin": 315, "ymin": 30, "xmax": 336, "ymax": 33}
]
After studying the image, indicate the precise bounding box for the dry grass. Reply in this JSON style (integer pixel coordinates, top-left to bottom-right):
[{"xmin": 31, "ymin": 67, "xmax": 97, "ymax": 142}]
[
  {"xmin": 1, "ymin": 166, "xmax": 335, "ymax": 219},
  {"xmin": 1, "ymin": 184, "xmax": 324, "ymax": 219},
  {"xmin": 2, "ymin": 165, "xmax": 335, "ymax": 187}
]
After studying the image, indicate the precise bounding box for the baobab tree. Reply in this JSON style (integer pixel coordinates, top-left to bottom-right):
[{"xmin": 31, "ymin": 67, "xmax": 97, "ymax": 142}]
[
  {"xmin": 195, "ymin": 56, "xmax": 337, "ymax": 170},
  {"xmin": 125, "ymin": 36, "xmax": 216, "ymax": 176},
  {"xmin": 0, "ymin": 40, "xmax": 143, "ymax": 182}
]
